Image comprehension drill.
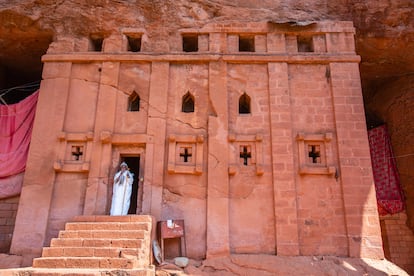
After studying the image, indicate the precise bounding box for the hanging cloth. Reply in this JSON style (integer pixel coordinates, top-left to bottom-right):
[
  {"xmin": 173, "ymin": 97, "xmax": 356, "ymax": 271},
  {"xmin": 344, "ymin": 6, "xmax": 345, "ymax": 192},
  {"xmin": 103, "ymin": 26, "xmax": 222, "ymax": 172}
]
[
  {"xmin": 368, "ymin": 125, "xmax": 405, "ymax": 215},
  {"xmin": 0, "ymin": 90, "xmax": 39, "ymax": 179}
]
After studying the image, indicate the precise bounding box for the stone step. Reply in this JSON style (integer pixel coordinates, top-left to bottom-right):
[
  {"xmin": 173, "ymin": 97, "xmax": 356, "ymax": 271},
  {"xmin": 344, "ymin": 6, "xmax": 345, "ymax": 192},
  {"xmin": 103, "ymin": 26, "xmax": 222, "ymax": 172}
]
[
  {"xmin": 9, "ymin": 267, "xmax": 154, "ymax": 276},
  {"xmin": 71, "ymin": 215, "xmax": 153, "ymax": 223},
  {"xmin": 42, "ymin": 247, "xmax": 139, "ymax": 258},
  {"xmin": 50, "ymin": 238, "xmax": 143, "ymax": 248},
  {"xmin": 30, "ymin": 215, "xmax": 155, "ymax": 273},
  {"xmin": 58, "ymin": 229, "xmax": 147, "ymax": 239},
  {"xmin": 65, "ymin": 222, "xmax": 150, "ymax": 231},
  {"xmin": 32, "ymin": 257, "xmax": 137, "ymax": 269}
]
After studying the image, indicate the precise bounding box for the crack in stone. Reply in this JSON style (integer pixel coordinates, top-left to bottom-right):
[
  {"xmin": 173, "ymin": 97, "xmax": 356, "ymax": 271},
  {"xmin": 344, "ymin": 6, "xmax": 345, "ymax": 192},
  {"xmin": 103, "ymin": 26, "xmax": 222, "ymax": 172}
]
[
  {"xmin": 209, "ymin": 152, "xmax": 219, "ymax": 168},
  {"xmin": 174, "ymin": 117, "xmax": 206, "ymax": 130},
  {"xmin": 69, "ymin": 78, "xmax": 169, "ymax": 115},
  {"xmin": 229, "ymin": 256, "xmax": 276, "ymax": 274},
  {"xmin": 164, "ymin": 187, "xmax": 183, "ymax": 199}
]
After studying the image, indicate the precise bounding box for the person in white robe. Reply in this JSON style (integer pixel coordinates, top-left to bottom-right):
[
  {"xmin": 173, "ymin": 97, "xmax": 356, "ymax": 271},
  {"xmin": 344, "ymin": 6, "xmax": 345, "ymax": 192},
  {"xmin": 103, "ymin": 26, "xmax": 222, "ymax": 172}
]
[{"xmin": 110, "ymin": 162, "xmax": 134, "ymax": 215}]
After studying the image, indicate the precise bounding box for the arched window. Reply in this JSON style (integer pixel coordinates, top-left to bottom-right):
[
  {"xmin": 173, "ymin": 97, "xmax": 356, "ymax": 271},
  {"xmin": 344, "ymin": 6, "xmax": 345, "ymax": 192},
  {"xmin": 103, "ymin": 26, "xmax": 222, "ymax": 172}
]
[
  {"xmin": 182, "ymin": 92, "xmax": 194, "ymax": 113},
  {"xmin": 128, "ymin": 91, "xmax": 140, "ymax": 112},
  {"xmin": 239, "ymin": 92, "xmax": 251, "ymax": 114}
]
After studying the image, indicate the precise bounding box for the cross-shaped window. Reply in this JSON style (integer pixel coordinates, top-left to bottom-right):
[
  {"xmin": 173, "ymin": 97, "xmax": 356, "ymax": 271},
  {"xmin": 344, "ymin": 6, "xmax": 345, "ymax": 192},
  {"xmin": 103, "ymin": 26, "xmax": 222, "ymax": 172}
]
[
  {"xmin": 71, "ymin": 146, "xmax": 83, "ymax": 161},
  {"xmin": 240, "ymin": 145, "xmax": 252, "ymax": 166},
  {"xmin": 179, "ymin": 147, "xmax": 192, "ymax": 163},
  {"xmin": 308, "ymin": 145, "xmax": 321, "ymax": 163}
]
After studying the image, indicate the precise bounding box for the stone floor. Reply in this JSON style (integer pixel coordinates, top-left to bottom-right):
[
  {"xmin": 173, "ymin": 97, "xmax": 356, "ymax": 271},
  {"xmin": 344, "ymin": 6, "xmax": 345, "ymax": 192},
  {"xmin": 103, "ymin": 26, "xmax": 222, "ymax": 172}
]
[
  {"xmin": 155, "ymin": 255, "xmax": 409, "ymax": 276},
  {"xmin": 0, "ymin": 254, "xmax": 409, "ymax": 276}
]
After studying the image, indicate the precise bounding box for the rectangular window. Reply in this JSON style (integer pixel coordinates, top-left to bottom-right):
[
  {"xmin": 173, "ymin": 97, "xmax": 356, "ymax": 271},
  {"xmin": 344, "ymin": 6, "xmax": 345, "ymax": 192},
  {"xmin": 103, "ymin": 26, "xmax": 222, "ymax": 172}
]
[
  {"xmin": 182, "ymin": 35, "xmax": 198, "ymax": 52},
  {"xmin": 126, "ymin": 35, "xmax": 141, "ymax": 52},
  {"xmin": 297, "ymin": 35, "xmax": 314, "ymax": 52},
  {"xmin": 90, "ymin": 36, "xmax": 104, "ymax": 52},
  {"xmin": 239, "ymin": 35, "xmax": 255, "ymax": 52}
]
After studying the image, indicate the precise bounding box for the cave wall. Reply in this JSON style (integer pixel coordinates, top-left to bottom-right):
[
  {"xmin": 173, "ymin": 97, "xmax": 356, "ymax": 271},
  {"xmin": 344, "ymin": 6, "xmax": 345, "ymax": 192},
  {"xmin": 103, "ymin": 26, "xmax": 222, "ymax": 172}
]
[
  {"xmin": 366, "ymin": 76, "xmax": 414, "ymax": 229},
  {"xmin": 366, "ymin": 75, "xmax": 414, "ymax": 274}
]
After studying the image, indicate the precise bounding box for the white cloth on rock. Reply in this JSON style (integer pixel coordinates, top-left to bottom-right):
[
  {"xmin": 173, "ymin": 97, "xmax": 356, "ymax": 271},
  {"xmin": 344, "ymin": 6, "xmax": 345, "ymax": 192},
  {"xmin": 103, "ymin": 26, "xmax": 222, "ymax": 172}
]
[{"xmin": 110, "ymin": 170, "xmax": 133, "ymax": 215}]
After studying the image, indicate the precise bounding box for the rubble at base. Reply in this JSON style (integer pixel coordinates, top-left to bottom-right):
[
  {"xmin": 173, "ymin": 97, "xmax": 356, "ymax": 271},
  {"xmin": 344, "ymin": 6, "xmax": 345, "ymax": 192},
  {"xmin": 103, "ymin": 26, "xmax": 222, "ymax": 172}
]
[{"xmin": 156, "ymin": 254, "xmax": 408, "ymax": 276}]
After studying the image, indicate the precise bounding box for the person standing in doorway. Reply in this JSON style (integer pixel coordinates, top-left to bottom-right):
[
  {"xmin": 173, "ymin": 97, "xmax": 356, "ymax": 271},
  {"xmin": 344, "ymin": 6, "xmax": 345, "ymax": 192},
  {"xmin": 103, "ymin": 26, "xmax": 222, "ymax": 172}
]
[{"xmin": 110, "ymin": 162, "xmax": 134, "ymax": 215}]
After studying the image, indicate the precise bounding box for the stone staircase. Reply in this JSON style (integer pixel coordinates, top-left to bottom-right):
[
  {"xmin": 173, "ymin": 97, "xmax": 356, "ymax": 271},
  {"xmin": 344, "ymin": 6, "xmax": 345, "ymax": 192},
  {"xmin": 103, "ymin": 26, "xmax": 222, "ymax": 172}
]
[{"xmin": 25, "ymin": 215, "xmax": 155, "ymax": 275}]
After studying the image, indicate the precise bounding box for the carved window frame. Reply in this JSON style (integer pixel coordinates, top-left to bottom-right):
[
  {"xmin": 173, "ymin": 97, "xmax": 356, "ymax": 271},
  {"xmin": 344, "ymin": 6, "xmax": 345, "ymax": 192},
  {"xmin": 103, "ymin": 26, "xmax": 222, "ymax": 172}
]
[
  {"xmin": 54, "ymin": 132, "xmax": 94, "ymax": 172},
  {"xmin": 296, "ymin": 132, "xmax": 335, "ymax": 176},
  {"xmin": 121, "ymin": 28, "xmax": 145, "ymax": 52},
  {"xmin": 167, "ymin": 134, "xmax": 204, "ymax": 175},
  {"xmin": 228, "ymin": 133, "xmax": 264, "ymax": 176}
]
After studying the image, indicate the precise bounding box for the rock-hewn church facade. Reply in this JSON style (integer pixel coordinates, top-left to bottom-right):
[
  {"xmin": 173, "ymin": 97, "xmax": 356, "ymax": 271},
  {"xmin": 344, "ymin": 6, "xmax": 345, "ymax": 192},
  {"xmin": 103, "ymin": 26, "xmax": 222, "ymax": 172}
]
[{"xmin": 10, "ymin": 21, "xmax": 384, "ymax": 264}]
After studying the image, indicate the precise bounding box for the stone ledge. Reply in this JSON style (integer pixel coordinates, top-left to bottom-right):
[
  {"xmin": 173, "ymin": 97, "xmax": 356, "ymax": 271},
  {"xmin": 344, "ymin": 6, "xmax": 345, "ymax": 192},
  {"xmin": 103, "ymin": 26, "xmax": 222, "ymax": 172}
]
[
  {"xmin": 3, "ymin": 267, "xmax": 155, "ymax": 276},
  {"xmin": 42, "ymin": 53, "xmax": 361, "ymax": 63}
]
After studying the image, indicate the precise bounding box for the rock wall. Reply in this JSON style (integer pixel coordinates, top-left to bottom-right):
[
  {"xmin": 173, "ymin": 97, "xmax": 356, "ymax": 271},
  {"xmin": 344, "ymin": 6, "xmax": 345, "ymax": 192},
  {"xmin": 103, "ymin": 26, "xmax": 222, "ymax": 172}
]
[
  {"xmin": 380, "ymin": 212, "xmax": 414, "ymax": 274},
  {"xmin": 0, "ymin": 196, "xmax": 19, "ymax": 253},
  {"xmin": 366, "ymin": 76, "xmax": 414, "ymax": 230},
  {"xmin": 366, "ymin": 75, "xmax": 414, "ymax": 274},
  {"xmin": 1, "ymin": 0, "xmax": 413, "ymax": 92},
  {"xmin": 0, "ymin": 0, "xmax": 413, "ymax": 272},
  {"xmin": 7, "ymin": 20, "xmax": 385, "ymax": 266}
]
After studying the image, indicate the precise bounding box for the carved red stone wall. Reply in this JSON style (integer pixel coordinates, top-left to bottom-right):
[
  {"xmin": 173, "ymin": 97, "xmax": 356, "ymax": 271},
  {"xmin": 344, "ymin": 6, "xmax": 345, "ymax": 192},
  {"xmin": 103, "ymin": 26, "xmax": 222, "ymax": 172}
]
[
  {"xmin": 8, "ymin": 21, "xmax": 385, "ymax": 266},
  {"xmin": 0, "ymin": 196, "xmax": 19, "ymax": 253}
]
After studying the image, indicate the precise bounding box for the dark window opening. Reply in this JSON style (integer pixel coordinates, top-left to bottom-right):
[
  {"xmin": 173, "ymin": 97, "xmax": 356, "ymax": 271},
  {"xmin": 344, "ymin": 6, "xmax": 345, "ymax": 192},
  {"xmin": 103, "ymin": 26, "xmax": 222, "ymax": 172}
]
[
  {"xmin": 183, "ymin": 35, "xmax": 198, "ymax": 52},
  {"xmin": 71, "ymin": 146, "xmax": 84, "ymax": 161},
  {"xmin": 127, "ymin": 35, "xmax": 141, "ymax": 52},
  {"xmin": 182, "ymin": 92, "xmax": 195, "ymax": 113},
  {"xmin": 128, "ymin": 91, "xmax": 140, "ymax": 112},
  {"xmin": 297, "ymin": 36, "xmax": 314, "ymax": 52},
  {"xmin": 179, "ymin": 147, "xmax": 193, "ymax": 163},
  {"xmin": 308, "ymin": 145, "xmax": 321, "ymax": 163},
  {"xmin": 239, "ymin": 93, "xmax": 251, "ymax": 114},
  {"xmin": 239, "ymin": 36, "xmax": 255, "ymax": 52},
  {"xmin": 120, "ymin": 156, "xmax": 141, "ymax": 214},
  {"xmin": 90, "ymin": 36, "xmax": 104, "ymax": 52},
  {"xmin": 240, "ymin": 145, "xmax": 252, "ymax": 166}
]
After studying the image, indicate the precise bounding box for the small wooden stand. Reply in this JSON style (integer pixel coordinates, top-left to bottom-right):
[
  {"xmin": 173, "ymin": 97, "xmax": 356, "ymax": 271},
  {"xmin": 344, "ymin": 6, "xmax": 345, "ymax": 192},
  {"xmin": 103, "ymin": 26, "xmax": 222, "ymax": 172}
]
[{"xmin": 157, "ymin": 220, "xmax": 186, "ymax": 261}]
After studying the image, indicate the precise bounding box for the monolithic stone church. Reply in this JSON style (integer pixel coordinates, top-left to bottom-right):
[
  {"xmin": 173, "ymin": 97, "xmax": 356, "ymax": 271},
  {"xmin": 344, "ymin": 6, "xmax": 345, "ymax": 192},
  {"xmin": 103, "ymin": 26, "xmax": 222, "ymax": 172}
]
[{"xmin": 9, "ymin": 20, "xmax": 384, "ymax": 267}]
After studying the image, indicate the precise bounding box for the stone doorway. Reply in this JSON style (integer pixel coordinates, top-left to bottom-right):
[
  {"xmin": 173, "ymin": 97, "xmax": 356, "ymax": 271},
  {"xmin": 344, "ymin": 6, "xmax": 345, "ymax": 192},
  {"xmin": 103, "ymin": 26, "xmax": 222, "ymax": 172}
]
[
  {"xmin": 117, "ymin": 155, "xmax": 143, "ymax": 214},
  {"xmin": 110, "ymin": 146, "xmax": 146, "ymax": 215}
]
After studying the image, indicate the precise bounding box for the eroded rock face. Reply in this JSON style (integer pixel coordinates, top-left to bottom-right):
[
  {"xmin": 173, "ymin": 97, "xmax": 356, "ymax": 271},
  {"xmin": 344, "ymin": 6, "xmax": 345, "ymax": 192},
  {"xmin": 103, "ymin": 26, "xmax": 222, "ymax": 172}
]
[{"xmin": 1, "ymin": 1, "xmax": 413, "ymax": 96}]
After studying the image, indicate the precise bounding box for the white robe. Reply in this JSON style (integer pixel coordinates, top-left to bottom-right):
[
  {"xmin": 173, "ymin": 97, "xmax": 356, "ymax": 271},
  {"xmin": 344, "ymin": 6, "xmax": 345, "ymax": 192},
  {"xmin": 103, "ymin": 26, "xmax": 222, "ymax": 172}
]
[{"xmin": 110, "ymin": 170, "xmax": 134, "ymax": 215}]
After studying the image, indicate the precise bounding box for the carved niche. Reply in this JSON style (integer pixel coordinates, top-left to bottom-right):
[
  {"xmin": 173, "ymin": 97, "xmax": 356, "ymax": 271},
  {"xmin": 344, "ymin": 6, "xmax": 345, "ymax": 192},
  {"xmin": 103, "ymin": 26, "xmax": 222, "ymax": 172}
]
[
  {"xmin": 228, "ymin": 133, "xmax": 264, "ymax": 176},
  {"xmin": 167, "ymin": 134, "xmax": 204, "ymax": 175},
  {"xmin": 54, "ymin": 132, "xmax": 94, "ymax": 172},
  {"xmin": 296, "ymin": 132, "xmax": 336, "ymax": 176}
]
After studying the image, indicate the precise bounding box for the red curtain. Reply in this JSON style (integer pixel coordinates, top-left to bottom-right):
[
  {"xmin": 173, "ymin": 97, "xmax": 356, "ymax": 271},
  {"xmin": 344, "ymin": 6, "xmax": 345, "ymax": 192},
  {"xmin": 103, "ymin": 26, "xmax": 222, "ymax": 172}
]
[
  {"xmin": 368, "ymin": 125, "xmax": 405, "ymax": 215},
  {"xmin": 0, "ymin": 91, "xmax": 38, "ymax": 183}
]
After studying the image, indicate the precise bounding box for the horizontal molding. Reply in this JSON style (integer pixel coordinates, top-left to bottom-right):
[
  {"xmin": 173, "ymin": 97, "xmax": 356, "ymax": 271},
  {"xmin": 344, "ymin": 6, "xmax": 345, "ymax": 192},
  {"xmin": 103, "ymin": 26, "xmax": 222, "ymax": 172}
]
[
  {"xmin": 54, "ymin": 161, "xmax": 90, "ymax": 172},
  {"xmin": 299, "ymin": 166, "xmax": 336, "ymax": 175},
  {"xmin": 42, "ymin": 53, "xmax": 360, "ymax": 64}
]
